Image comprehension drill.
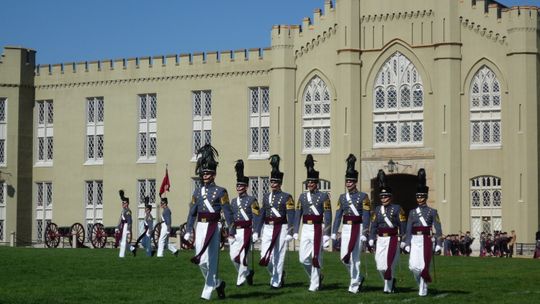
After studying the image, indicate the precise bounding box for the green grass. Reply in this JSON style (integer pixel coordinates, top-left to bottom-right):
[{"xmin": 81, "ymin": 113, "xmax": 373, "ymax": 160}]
[{"xmin": 0, "ymin": 247, "xmax": 538, "ymax": 303}]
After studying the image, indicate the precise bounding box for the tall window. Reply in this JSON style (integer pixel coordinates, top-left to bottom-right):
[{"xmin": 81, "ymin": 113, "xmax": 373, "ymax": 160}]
[
  {"xmin": 249, "ymin": 176, "xmax": 270, "ymax": 204},
  {"xmin": 470, "ymin": 176, "xmax": 502, "ymax": 243},
  {"xmin": 0, "ymin": 98, "xmax": 6, "ymax": 165},
  {"xmin": 86, "ymin": 97, "xmax": 104, "ymax": 163},
  {"xmin": 470, "ymin": 66, "xmax": 502, "ymax": 148},
  {"xmin": 137, "ymin": 179, "xmax": 156, "ymax": 220},
  {"xmin": 303, "ymin": 76, "xmax": 331, "ymax": 153},
  {"xmin": 373, "ymin": 52, "xmax": 424, "ymax": 147},
  {"xmin": 85, "ymin": 180, "xmax": 103, "ymax": 241},
  {"xmin": 249, "ymin": 87, "xmax": 270, "ymax": 157},
  {"xmin": 35, "ymin": 182, "xmax": 53, "ymax": 242},
  {"xmin": 138, "ymin": 94, "xmax": 157, "ymax": 161},
  {"xmin": 36, "ymin": 100, "xmax": 54, "ymax": 165},
  {"xmin": 0, "ymin": 181, "xmax": 5, "ymax": 241},
  {"xmin": 192, "ymin": 90, "xmax": 212, "ymax": 157}
]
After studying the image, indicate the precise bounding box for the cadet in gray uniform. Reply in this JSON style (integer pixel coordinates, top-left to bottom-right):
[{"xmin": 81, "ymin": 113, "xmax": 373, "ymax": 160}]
[
  {"xmin": 368, "ymin": 170, "xmax": 407, "ymax": 293},
  {"xmin": 331, "ymin": 154, "xmax": 371, "ymax": 294},
  {"xmin": 404, "ymin": 169, "xmax": 442, "ymax": 297},
  {"xmin": 184, "ymin": 144, "xmax": 233, "ymax": 300},
  {"xmin": 256, "ymin": 154, "xmax": 295, "ymax": 289},
  {"xmin": 116, "ymin": 190, "xmax": 132, "ymax": 258},
  {"xmin": 157, "ymin": 197, "xmax": 179, "ymax": 257},
  {"xmin": 228, "ymin": 160, "xmax": 260, "ymax": 286},
  {"xmin": 130, "ymin": 197, "xmax": 154, "ymax": 257},
  {"xmin": 294, "ymin": 154, "xmax": 332, "ymax": 292}
]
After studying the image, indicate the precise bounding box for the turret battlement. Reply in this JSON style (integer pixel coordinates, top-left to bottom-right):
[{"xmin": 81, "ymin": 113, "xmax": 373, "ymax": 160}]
[{"xmin": 34, "ymin": 48, "xmax": 268, "ymax": 77}]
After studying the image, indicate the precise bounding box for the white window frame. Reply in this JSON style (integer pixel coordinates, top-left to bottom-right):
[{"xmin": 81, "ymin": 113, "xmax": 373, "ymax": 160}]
[
  {"xmin": 35, "ymin": 182, "xmax": 53, "ymax": 242},
  {"xmin": 249, "ymin": 176, "xmax": 270, "ymax": 204},
  {"xmin": 35, "ymin": 100, "xmax": 54, "ymax": 166},
  {"xmin": 470, "ymin": 175, "xmax": 502, "ymax": 244},
  {"xmin": 137, "ymin": 179, "xmax": 156, "ymax": 220},
  {"xmin": 249, "ymin": 87, "xmax": 270, "ymax": 159},
  {"xmin": 192, "ymin": 90, "xmax": 212, "ymax": 159},
  {"xmin": 138, "ymin": 94, "xmax": 157, "ymax": 162},
  {"xmin": 470, "ymin": 66, "xmax": 502, "ymax": 149},
  {"xmin": 0, "ymin": 98, "xmax": 7, "ymax": 166},
  {"xmin": 302, "ymin": 179, "xmax": 331, "ymax": 194},
  {"xmin": 85, "ymin": 180, "xmax": 103, "ymax": 241},
  {"xmin": 373, "ymin": 52, "xmax": 424, "ymax": 148},
  {"xmin": 302, "ymin": 76, "xmax": 331, "ymax": 153},
  {"xmin": 0, "ymin": 181, "xmax": 5, "ymax": 241},
  {"xmin": 85, "ymin": 97, "xmax": 104, "ymax": 165}
]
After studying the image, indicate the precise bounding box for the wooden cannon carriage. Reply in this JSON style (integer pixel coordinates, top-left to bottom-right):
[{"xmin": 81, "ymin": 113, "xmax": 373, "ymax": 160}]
[
  {"xmin": 44, "ymin": 222, "xmax": 86, "ymax": 248},
  {"xmin": 89, "ymin": 223, "xmax": 132, "ymax": 248}
]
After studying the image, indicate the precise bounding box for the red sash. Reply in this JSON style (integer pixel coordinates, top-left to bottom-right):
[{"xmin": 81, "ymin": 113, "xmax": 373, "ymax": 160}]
[
  {"xmin": 413, "ymin": 226, "xmax": 433, "ymax": 282},
  {"xmin": 233, "ymin": 220, "xmax": 252, "ymax": 266},
  {"xmin": 342, "ymin": 215, "xmax": 362, "ymax": 264},
  {"xmin": 259, "ymin": 218, "xmax": 285, "ymax": 266},
  {"xmin": 191, "ymin": 213, "xmax": 220, "ymax": 265},
  {"xmin": 304, "ymin": 215, "xmax": 323, "ymax": 268}
]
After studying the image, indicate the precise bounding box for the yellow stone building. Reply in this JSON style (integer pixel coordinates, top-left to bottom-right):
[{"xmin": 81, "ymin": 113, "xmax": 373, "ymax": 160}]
[{"xmin": 0, "ymin": 0, "xmax": 538, "ymax": 247}]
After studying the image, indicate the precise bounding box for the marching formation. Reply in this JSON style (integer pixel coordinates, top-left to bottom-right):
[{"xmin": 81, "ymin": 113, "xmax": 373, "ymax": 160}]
[{"xmin": 119, "ymin": 144, "xmax": 443, "ymax": 300}]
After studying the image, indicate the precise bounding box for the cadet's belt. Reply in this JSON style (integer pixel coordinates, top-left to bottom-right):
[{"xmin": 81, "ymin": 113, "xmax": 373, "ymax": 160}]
[
  {"xmin": 302, "ymin": 215, "xmax": 323, "ymax": 225},
  {"xmin": 412, "ymin": 226, "xmax": 432, "ymax": 235},
  {"xmin": 343, "ymin": 215, "xmax": 362, "ymax": 225},
  {"xmin": 378, "ymin": 227, "xmax": 398, "ymax": 237},
  {"xmin": 197, "ymin": 212, "xmax": 221, "ymax": 223},
  {"xmin": 234, "ymin": 220, "xmax": 252, "ymax": 229},
  {"xmin": 264, "ymin": 217, "xmax": 287, "ymax": 225}
]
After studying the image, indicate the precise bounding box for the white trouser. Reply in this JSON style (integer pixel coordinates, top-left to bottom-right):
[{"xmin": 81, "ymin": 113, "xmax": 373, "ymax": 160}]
[
  {"xmin": 375, "ymin": 236, "xmax": 399, "ymax": 292},
  {"xmin": 260, "ymin": 223, "xmax": 288, "ymax": 287},
  {"xmin": 196, "ymin": 222, "xmax": 223, "ymax": 300},
  {"xmin": 229, "ymin": 228, "xmax": 250, "ymax": 286},
  {"xmin": 409, "ymin": 235, "xmax": 428, "ymax": 296},
  {"xmin": 157, "ymin": 222, "xmax": 177, "ymax": 257},
  {"xmin": 118, "ymin": 223, "xmax": 129, "ymax": 258},
  {"xmin": 299, "ymin": 224, "xmax": 322, "ymax": 291},
  {"xmin": 340, "ymin": 224, "xmax": 364, "ymax": 293}
]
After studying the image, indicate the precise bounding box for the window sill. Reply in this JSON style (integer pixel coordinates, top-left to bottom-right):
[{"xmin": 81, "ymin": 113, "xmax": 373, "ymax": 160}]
[
  {"xmin": 248, "ymin": 154, "xmax": 270, "ymax": 160},
  {"xmin": 302, "ymin": 149, "xmax": 330, "ymax": 155},
  {"xmin": 469, "ymin": 145, "xmax": 502, "ymax": 150},
  {"xmin": 137, "ymin": 158, "xmax": 156, "ymax": 164},
  {"xmin": 34, "ymin": 162, "xmax": 53, "ymax": 168},
  {"xmin": 84, "ymin": 160, "xmax": 104, "ymax": 166}
]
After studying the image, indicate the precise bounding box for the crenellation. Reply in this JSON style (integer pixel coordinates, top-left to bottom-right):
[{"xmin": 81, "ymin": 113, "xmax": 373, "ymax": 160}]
[
  {"xmin": 303, "ymin": 17, "xmax": 312, "ymax": 31},
  {"xmin": 192, "ymin": 52, "xmax": 205, "ymax": 64},
  {"xmin": 324, "ymin": 0, "xmax": 333, "ymax": 14},
  {"xmin": 234, "ymin": 49, "xmax": 248, "ymax": 61},
  {"xmin": 248, "ymin": 48, "xmax": 262, "ymax": 60},
  {"xmin": 314, "ymin": 8, "xmax": 322, "ymax": 24},
  {"xmin": 179, "ymin": 53, "xmax": 192, "ymax": 66}
]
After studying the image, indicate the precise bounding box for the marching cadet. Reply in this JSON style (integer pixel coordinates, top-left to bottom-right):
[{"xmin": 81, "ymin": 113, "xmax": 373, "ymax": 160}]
[
  {"xmin": 184, "ymin": 144, "xmax": 233, "ymax": 300},
  {"xmin": 331, "ymin": 154, "xmax": 371, "ymax": 294},
  {"xmin": 156, "ymin": 197, "xmax": 179, "ymax": 257},
  {"xmin": 256, "ymin": 154, "xmax": 295, "ymax": 289},
  {"xmin": 130, "ymin": 197, "xmax": 154, "ymax": 257},
  {"xmin": 228, "ymin": 160, "xmax": 260, "ymax": 287},
  {"xmin": 116, "ymin": 190, "xmax": 132, "ymax": 258},
  {"xmin": 294, "ymin": 154, "xmax": 332, "ymax": 292},
  {"xmin": 368, "ymin": 170, "xmax": 407, "ymax": 293},
  {"xmin": 404, "ymin": 168, "xmax": 442, "ymax": 297}
]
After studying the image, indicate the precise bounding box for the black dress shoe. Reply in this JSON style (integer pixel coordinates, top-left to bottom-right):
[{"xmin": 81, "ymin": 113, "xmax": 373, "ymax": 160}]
[
  {"xmin": 319, "ymin": 273, "xmax": 324, "ymax": 289},
  {"xmin": 391, "ymin": 278, "xmax": 397, "ymax": 293},
  {"xmin": 173, "ymin": 250, "xmax": 179, "ymax": 257},
  {"xmin": 246, "ymin": 270, "xmax": 254, "ymax": 286},
  {"xmin": 280, "ymin": 271, "xmax": 286, "ymax": 288},
  {"xmin": 358, "ymin": 277, "xmax": 365, "ymax": 291},
  {"xmin": 216, "ymin": 281, "xmax": 226, "ymax": 299}
]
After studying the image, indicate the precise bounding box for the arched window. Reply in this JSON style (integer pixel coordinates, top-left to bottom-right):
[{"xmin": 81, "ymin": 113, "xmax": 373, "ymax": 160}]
[
  {"xmin": 470, "ymin": 66, "xmax": 501, "ymax": 148},
  {"xmin": 303, "ymin": 76, "xmax": 331, "ymax": 153},
  {"xmin": 373, "ymin": 52, "xmax": 424, "ymax": 147}
]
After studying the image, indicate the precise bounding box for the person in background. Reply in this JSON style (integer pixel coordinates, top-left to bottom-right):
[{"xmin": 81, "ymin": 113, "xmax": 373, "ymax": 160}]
[{"xmin": 116, "ymin": 190, "xmax": 132, "ymax": 258}]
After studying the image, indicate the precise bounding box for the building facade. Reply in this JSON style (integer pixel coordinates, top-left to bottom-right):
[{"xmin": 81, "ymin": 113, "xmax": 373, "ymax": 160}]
[{"xmin": 0, "ymin": 0, "xmax": 539, "ymax": 246}]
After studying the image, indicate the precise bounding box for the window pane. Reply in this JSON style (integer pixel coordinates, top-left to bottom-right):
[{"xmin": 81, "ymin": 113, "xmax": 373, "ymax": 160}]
[
  {"xmin": 87, "ymin": 135, "xmax": 94, "ymax": 159},
  {"xmin": 149, "ymin": 134, "xmax": 157, "ymax": 156},
  {"xmin": 261, "ymin": 88, "xmax": 270, "ymax": 113},
  {"xmin": 204, "ymin": 91, "xmax": 212, "ymax": 116},
  {"xmin": 413, "ymin": 122, "xmax": 423, "ymax": 142},
  {"xmin": 261, "ymin": 127, "xmax": 269, "ymax": 152},
  {"xmin": 400, "ymin": 86, "xmax": 410, "ymax": 108},
  {"xmin": 139, "ymin": 133, "xmax": 147, "ymax": 156},
  {"xmin": 387, "ymin": 87, "xmax": 397, "ymax": 108},
  {"xmin": 47, "ymin": 102, "xmax": 54, "ymax": 124},
  {"xmin": 47, "ymin": 137, "xmax": 53, "ymax": 160},
  {"xmin": 250, "ymin": 127, "xmax": 259, "ymax": 153},
  {"xmin": 149, "ymin": 95, "xmax": 157, "ymax": 119},
  {"xmin": 97, "ymin": 135, "xmax": 104, "ymax": 158},
  {"xmin": 388, "ymin": 123, "xmax": 397, "ymax": 142},
  {"xmin": 139, "ymin": 96, "xmax": 147, "ymax": 120},
  {"xmin": 375, "ymin": 88, "xmax": 385, "ymax": 109},
  {"xmin": 250, "ymin": 88, "xmax": 259, "ymax": 114},
  {"xmin": 375, "ymin": 124, "xmax": 385, "ymax": 143},
  {"xmin": 87, "ymin": 99, "xmax": 95, "ymax": 123},
  {"xmin": 401, "ymin": 122, "xmax": 410, "ymax": 142},
  {"xmin": 193, "ymin": 131, "xmax": 201, "ymax": 154},
  {"xmin": 97, "ymin": 98, "xmax": 104, "ymax": 122},
  {"xmin": 193, "ymin": 92, "xmax": 201, "ymax": 116}
]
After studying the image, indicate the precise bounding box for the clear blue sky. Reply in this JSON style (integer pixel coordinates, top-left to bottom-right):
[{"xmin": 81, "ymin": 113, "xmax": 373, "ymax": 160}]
[{"xmin": 0, "ymin": 0, "xmax": 537, "ymax": 65}]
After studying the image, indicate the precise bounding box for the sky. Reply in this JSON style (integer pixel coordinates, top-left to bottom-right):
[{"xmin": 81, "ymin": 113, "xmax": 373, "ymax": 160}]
[{"xmin": 0, "ymin": 0, "xmax": 538, "ymax": 65}]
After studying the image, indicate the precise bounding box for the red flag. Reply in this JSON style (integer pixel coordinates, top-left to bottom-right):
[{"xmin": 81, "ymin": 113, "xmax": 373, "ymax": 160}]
[{"xmin": 159, "ymin": 168, "xmax": 170, "ymax": 197}]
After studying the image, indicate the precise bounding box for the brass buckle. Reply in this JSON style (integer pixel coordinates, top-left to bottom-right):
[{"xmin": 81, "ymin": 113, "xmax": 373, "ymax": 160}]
[
  {"xmin": 201, "ymin": 218, "xmax": 207, "ymax": 223},
  {"xmin": 269, "ymin": 221, "xmax": 274, "ymax": 225},
  {"xmin": 307, "ymin": 220, "xmax": 313, "ymax": 224},
  {"xmin": 382, "ymin": 233, "xmax": 389, "ymax": 237}
]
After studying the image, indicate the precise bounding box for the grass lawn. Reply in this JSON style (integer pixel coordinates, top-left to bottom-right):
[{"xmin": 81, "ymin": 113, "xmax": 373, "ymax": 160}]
[{"xmin": 0, "ymin": 247, "xmax": 538, "ymax": 303}]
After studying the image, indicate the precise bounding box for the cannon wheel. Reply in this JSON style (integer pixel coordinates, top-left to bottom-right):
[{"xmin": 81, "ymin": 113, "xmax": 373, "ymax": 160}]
[
  {"xmin": 180, "ymin": 223, "xmax": 194, "ymax": 250},
  {"xmin": 44, "ymin": 222, "xmax": 60, "ymax": 248},
  {"xmin": 90, "ymin": 223, "xmax": 107, "ymax": 248},
  {"xmin": 69, "ymin": 223, "xmax": 86, "ymax": 248},
  {"xmin": 152, "ymin": 221, "xmax": 163, "ymax": 248}
]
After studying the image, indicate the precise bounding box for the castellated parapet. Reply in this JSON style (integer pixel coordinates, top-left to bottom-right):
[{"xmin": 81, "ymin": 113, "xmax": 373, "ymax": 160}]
[{"xmin": 33, "ymin": 47, "xmax": 271, "ymax": 89}]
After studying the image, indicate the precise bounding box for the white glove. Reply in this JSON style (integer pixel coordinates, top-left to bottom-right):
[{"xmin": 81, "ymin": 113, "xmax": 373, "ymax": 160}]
[
  {"xmin": 252, "ymin": 233, "xmax": 259, "ymax": 242},
  {"xmin": 183, "ymin": 232, "xmax": 191, "ymax": 241},
  {"xmin": 146, "ymin": 231, "xmax": 152, "ymax": 237},
  {"xmin": 293, "ymin": 233, "xmax": 299, "ymax": 240},
  {"xmin": 331, "ymin": 233, "xmax": 337, "ymax": 240},
  {"xmin": 115, "ymin": 228, "xmax": 119, "ymax": 233},
  {"xmin": 435, "ymin": 245, "xmax": 442, "ymax": 253},
  {"xmin": 405, "ymin": 246, "xmax": 410, "ymax": 253},
  {"xmin": 323, "ymin": 235, "xmax": 330, "ymax": 248},
  {"xmin": 285, "ymin": 234, "xmax": 293, "ymax": 242},
  {"xmin": 368, "ymin": 239, "xmax": 374, "ymax": 247},
  {"xmin": 400, "ymin": 242, "xmax": 406, "ymax": 249},
  {"xmin": 360, "ymin": 235, "xmax": 367, "ymax": 242}
]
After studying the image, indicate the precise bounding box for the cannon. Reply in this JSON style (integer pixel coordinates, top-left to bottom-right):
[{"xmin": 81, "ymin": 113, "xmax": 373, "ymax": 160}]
[
  {"xmin": 44, "ymin": 222, "xmax": 86, "ymax": 248},
  {"xmin": 89, "ymin": 223, "xmax": 132, "ymax": 248},
  {"xmin": 151, "ymin": 221, "xmax": 227, "ymax": 250}
]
